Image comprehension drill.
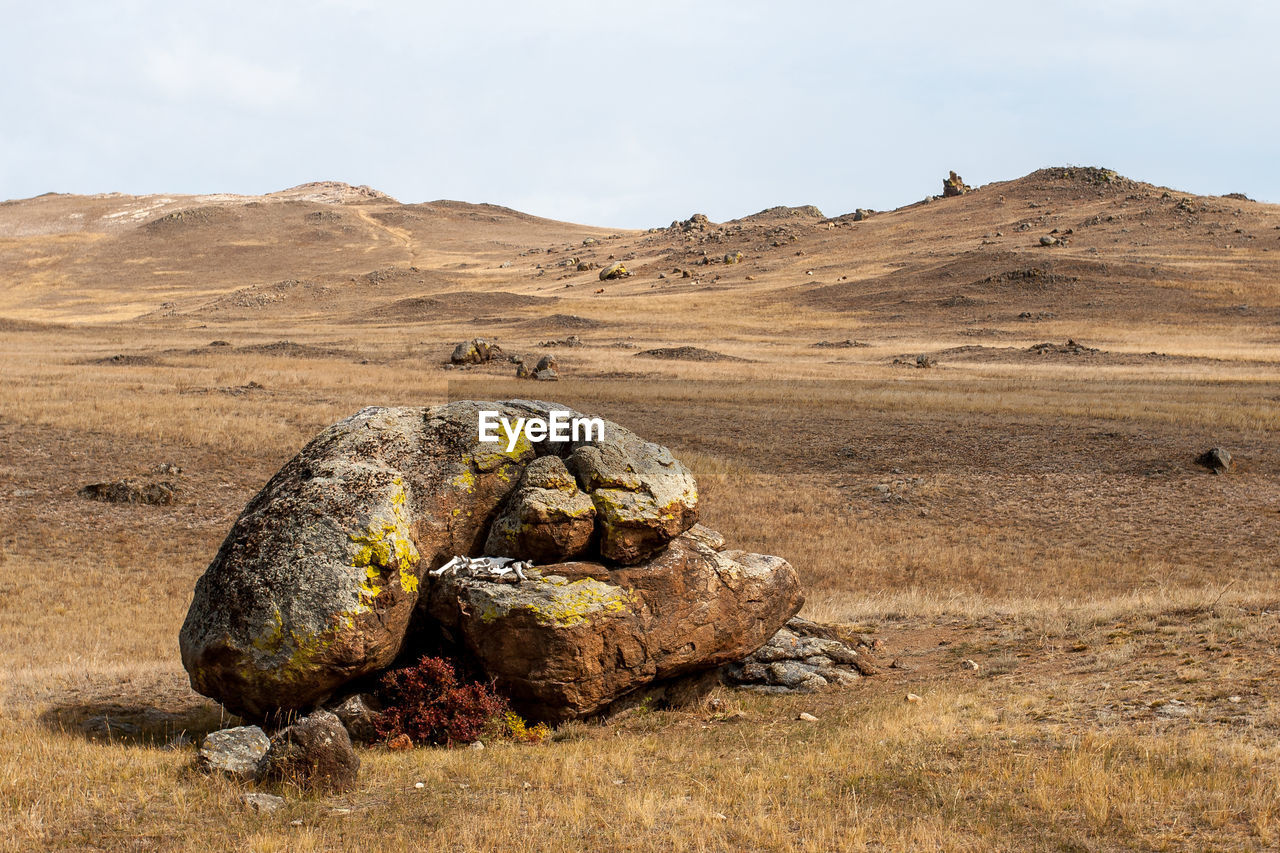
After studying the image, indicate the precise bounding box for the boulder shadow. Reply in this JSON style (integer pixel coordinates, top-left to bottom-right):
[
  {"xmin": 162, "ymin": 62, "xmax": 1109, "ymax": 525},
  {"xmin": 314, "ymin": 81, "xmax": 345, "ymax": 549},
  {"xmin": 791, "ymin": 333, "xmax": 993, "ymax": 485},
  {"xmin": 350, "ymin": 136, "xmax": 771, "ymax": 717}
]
[{"xmin": 39, "ymin": 698, "xmax": 236, "ymax": 748}]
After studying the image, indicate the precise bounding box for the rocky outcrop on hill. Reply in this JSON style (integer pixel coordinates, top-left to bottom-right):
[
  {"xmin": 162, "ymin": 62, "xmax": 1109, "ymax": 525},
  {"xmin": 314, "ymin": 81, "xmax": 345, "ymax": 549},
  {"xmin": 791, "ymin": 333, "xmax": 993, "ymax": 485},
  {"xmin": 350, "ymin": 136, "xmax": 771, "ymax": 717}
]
[
  {"xmin": 942, "ymin": 171, "xmax": 971, "ymax": 197},
  {"xmin": 180, "ymin": 401, "xmax": 799, "ymax": 723}
]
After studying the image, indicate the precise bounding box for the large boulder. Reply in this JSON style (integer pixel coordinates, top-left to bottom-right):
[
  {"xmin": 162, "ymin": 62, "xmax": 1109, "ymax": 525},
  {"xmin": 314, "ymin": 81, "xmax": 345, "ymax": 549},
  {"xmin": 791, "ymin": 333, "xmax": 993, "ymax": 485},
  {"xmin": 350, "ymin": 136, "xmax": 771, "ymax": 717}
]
[
  {"xmin": 180, "ymin": 401, "xmax": 700, "ymax": 719},
  {"xmin": 422, "ymin": 531, "xmax": 803, "ymax": 723}
]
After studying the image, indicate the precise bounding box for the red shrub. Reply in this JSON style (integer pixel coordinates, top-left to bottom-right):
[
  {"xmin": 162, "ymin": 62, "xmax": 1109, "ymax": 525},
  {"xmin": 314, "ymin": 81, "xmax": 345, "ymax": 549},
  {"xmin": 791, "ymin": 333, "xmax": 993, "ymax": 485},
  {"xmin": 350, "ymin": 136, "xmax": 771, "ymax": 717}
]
[{"xmin": 374, "ymin": 655, "xmax": 510, "ymax": 747}]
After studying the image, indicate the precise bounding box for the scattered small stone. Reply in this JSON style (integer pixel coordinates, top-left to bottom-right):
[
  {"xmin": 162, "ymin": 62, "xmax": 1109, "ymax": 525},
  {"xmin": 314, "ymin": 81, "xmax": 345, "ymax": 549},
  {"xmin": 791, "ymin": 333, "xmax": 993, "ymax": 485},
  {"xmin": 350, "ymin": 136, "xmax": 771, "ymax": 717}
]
[
  {"xmin": 905, "ymin": 693, "xmax": 923, "ymax": 704},
  {"xmin": 798, "ymin": 712, "xmax": 819, "ymax": 722},
  {"xmin": 1039, "ymin": 235, "xmax": 1058, "ymax": 247},
  {"xmin": 539, "ymin": 335, "xmax": 583, "ymax": 348},
  {"xmin": 1196, "ymin": 447, "xmax": 1232, "ymax": 475},
  {"xmin": 1228, "ymin": 695, "xmax": 1242, "ymax": 703},
  {"xmin": 961, "ymin": 659, "xmax": 980, "ymax": 672},
  {"xmin": 1154, "ymin": 699, "xmax": 1191, "ymax": 718},
  {"xmin": 415, "ymin": 781, "xmax": 426, "ymax": 789},
  {"xmin": 78, "ymin": 479, "xmax": 178, "ymax": 505},
  {"xmin": 240, "ymin": 792, "xmax": 285, "ymax": 814},
  {"xmin": 470, "ymin": 740, "xmax": 485, "ymax": 751}
]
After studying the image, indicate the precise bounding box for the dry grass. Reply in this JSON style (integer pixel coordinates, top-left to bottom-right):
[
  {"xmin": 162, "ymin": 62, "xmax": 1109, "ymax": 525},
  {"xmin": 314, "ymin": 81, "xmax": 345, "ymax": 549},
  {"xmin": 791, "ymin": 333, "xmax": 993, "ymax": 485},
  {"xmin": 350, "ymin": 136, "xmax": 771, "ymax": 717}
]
[{"xmin": 2, "ymin": 171, "xmax": 1280, "ymax": 849}]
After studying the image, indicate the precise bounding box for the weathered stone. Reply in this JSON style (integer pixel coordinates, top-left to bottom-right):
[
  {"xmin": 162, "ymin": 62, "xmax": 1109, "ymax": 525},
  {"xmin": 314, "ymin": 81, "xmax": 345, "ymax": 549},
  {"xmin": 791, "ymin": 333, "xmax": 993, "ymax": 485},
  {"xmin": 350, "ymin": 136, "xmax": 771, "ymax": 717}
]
[
  {"xmin": 265, "ymin": 711, "xmax": 359, "ymax": 793},
  {"xmin": 532, "ymin": 367, "xmax": 559, "ymax": 381},
  {"xmin": 599, "ymin": 262, "xmax": 629, "ymax": 281},
  {"xmin": 567, "ymin": 437, "xmax": 698, "ymax": 565},
  {"xmin": 79, "ymin": 479, "xmax": 177, "ymax": 505},
  {"xmin": 725, "ymin": 617, "xmax": 872, "ymax": 692},
  {"xmin": 198, "ymin": 726, "xmax": 269, "ymax": 781},
  {"xmin": 683, "ymin": 523, "xmax": 726, "ymax": 551},
  {"xmin": 450, "ymin": 338, "xmax": 503, "ymax": 365},
  {"xmin": 180, "ymin": 401, "xmax": 699, "ymax": 719},
  {"xmin": 1197, "ymin": 447, "xmax": 1232, "ymax": 474},
  {"xmin": 942, "ymin": 170, "xmax": 970, "ymax": 197},
  {"xmin": 767, "ymin": 661, "xmax": 818, "ymax": 688},
  {"xmin": 240, "ymin": 792, "xmax": 285, "ymax": 813},
  {"xmin": 325, "ymin": 693, "xmax": 382, "ymax": 744},
  {"xmin": 485, "ymin": 456, "xmax": 595, "ymax": 563},
  {"xmin": 535, "ymin": 354, "xmax": 557, "ymax": 372},
  {"xmin": 423, "ymin": 531, "xmax": 802, "ymax": 722}
]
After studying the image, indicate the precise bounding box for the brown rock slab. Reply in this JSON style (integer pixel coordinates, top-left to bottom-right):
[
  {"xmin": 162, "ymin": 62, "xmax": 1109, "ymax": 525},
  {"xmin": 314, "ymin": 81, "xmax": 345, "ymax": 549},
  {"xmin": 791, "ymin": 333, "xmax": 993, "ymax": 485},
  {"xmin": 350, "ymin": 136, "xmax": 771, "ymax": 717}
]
[{"xmin": 424, "ymin": 530, "xmax": 802, "ymax": 722}]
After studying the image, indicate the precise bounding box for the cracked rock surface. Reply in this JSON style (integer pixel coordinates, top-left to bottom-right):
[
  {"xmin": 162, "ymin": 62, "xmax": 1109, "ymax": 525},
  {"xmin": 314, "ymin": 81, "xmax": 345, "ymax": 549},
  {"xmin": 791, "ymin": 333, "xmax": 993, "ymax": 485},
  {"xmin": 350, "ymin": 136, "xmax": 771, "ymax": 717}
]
[{"xmin": 722, "ymin": 617, "xmax": 877, "ymax": 693}]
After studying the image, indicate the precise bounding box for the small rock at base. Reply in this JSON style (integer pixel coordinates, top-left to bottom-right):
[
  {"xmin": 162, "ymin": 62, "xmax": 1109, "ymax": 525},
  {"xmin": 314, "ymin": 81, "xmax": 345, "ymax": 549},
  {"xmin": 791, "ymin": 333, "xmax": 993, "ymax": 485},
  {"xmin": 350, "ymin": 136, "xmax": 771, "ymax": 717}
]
[
  {"xmin": 198, "ymin": 726, "xmax": 269, "ymax": 782},
  {"xmin": 265, "ymin": 710, "xmax": 360, "ymax": 793},
  {"xmin": 797, "ymin": 712, "xmax": 819, "ymax": 722},
  {"xmin": 905, "ymin": 693, "xmax": 923, "ymax": 704}
]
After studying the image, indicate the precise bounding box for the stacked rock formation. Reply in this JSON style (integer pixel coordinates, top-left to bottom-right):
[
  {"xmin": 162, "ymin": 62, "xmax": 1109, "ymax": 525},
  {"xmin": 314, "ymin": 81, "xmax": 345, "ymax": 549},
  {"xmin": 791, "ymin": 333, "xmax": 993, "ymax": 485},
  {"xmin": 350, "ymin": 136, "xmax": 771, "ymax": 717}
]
[{"xmin": 180, "ymin": 401, "xmax": 804, "ymax": 724}]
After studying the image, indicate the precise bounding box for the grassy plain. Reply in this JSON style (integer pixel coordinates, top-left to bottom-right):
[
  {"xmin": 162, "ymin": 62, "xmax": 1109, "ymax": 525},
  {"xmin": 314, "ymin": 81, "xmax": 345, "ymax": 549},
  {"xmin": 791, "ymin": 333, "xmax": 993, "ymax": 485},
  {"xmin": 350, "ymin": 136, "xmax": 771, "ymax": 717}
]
[{"xmin": 2, "ymin": 170, "xmax": 1279, "ymax": 850}]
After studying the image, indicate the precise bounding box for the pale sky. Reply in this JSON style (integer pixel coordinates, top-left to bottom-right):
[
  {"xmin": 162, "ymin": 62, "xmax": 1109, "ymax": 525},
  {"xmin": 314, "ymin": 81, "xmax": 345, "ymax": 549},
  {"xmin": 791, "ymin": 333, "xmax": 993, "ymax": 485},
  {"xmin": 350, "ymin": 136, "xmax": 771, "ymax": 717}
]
[{"xmin": 2, "ymin": 1, "xmax": 1277, "ymax": 228}]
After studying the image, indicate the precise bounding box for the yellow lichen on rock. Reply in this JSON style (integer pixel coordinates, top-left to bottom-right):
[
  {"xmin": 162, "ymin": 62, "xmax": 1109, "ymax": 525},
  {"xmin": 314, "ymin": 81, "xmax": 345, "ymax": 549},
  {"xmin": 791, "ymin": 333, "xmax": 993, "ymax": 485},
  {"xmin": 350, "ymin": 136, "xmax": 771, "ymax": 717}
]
[
  {"xmin": 472, "ymin": 422, "xmax": 534, "ymax": 472},
  {"xmin": 520, "ymin": 577, "xmax": 633, "ymax": 627},
  {"xmin": 349, "ymin": 478, "xmax": 421, "ymax": 604},
  {"xmin": 250, "ymin": 607, "xmax": 336, "ymax": 683}
]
